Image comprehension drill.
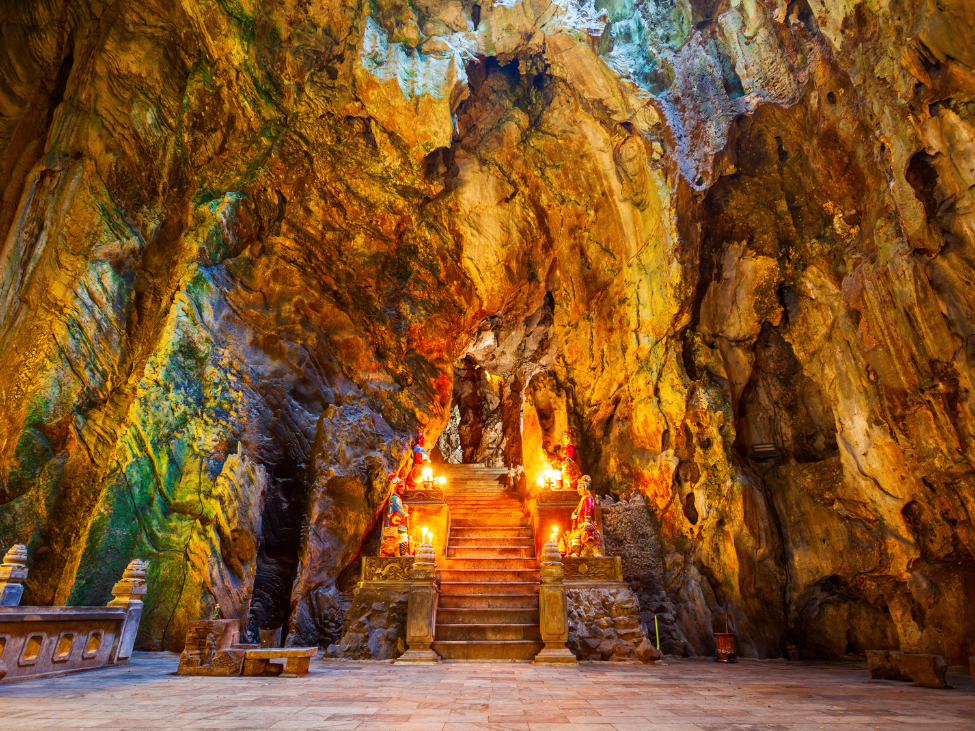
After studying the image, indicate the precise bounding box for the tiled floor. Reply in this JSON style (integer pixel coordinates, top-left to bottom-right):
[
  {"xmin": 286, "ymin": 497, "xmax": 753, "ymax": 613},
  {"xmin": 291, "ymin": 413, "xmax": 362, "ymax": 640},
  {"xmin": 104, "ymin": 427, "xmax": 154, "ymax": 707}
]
[{"xmin": 1, "ymin": 653, "xmax": 973, "ymax": 730}]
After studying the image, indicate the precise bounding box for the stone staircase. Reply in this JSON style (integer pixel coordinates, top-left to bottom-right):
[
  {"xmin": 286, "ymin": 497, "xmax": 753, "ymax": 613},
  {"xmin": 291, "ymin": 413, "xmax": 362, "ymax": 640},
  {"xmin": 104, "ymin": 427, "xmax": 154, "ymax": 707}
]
[{"xmin": 434, "ymin": 463, "xmax": 543, "ymax": 661}]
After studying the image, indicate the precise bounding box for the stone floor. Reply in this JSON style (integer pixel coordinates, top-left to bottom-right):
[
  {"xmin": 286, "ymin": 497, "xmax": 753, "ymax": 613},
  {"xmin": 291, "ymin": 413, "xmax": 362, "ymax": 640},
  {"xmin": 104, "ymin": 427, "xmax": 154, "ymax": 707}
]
[{"xmin": 1, "ymin": 653, "xmax": 972, "ymax": 730}]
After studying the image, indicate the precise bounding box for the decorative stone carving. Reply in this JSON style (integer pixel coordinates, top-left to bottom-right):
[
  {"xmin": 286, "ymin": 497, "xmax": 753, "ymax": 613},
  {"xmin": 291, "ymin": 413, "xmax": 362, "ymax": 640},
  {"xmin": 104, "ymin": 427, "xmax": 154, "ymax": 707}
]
[
  {"xmin": 538, "ymin": 491, "xmax": 580, "ymax": 504},
  {"xmin": 177, "ymin": 620, "xmax": 245, "ymax": 676},
  {"xmin": 534, "ymin": 542, "xmax": 577, "ymax": 664},
  {"xmin": 563, "ymin": 557, "xmax": 623, "ymax": 583},
  {"xmin": 109, "ymin": 559, "xmax": 148, "ymax": 603},
  {"xmin": 362, "ymin": 556, "xmax": 414, "ymax": 583},
  {"xmin": 0, "ymin": 545, "xmax": 29, "ymax": 607},
  {"xmin": 401, "ymin": 489, "xmax": 445, "ymax": 503}
]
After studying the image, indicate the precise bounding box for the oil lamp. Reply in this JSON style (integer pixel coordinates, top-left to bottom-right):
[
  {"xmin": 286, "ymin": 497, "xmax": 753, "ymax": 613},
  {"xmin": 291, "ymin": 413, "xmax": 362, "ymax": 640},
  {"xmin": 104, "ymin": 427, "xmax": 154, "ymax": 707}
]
[
  {"xmin": 421, "ymin": 467, "xmax": 447, "ymax": 489},
  {"xmin": 538, "ymin": 467, "xmax": 562, "ymax": 490}
]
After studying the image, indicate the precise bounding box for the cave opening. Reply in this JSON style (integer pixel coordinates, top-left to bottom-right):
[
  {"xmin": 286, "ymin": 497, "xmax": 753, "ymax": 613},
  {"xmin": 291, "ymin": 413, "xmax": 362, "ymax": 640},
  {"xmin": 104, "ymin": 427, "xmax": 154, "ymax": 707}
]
[
  {"xmin": 244, "ymin": 453, "xmax": 309, "ymax": 646},
  {"xmin": 435, "ymin": 295, "xmax": 559, "ymax": 479}
]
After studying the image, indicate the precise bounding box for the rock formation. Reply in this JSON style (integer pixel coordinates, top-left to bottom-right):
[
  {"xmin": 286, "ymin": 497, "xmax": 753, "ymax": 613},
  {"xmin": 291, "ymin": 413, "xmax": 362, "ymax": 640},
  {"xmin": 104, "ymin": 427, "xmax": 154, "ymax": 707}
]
[
  {"xmin": 0, "ymin": 0, "xmax": 973, "ymax": 663},
  {"xmin": 567, "ymin": 585, "xmax": 662, "ymax": 662}
]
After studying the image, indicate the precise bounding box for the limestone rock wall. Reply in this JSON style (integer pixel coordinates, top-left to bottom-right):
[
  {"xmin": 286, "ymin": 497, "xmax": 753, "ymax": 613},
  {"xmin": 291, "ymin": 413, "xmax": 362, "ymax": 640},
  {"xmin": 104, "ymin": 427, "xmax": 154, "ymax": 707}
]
[{"xmin": 0, "ymin": 0, "xmax": 972, "ymax": 662}]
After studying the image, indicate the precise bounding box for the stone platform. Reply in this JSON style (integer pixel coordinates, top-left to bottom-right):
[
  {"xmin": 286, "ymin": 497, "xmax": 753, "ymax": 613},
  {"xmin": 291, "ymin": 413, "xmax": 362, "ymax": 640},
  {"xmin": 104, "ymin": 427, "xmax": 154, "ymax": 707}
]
[{"xmin": 0, "ymin": 653, "xmax": 972, "ymax": 729}]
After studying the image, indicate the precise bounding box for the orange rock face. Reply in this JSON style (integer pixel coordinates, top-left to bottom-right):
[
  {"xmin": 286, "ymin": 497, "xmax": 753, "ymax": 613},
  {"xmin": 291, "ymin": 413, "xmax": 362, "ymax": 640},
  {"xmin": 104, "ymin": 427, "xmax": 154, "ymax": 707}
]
[{"xmin": 0, "ymin": 0, "xmax": 973, "ymax": 662}]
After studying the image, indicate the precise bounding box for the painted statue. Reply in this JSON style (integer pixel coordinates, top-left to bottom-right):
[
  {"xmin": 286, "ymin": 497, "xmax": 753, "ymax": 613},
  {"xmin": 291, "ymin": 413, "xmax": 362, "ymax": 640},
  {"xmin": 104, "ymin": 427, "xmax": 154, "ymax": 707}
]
[
  {"xmin": 563, "ymin": 475, "xmax": 600, "ymax": 557},
  {"xmin": 551, "ymin": 429, "xmax": 583, "ymax": 490},
  {"xmin": 380, "ymin": 474, "xmax": 412, "ymax": 557},
  {"xmin": 404, "ymin": 429, "xmax": 431, "ymax": 490}
]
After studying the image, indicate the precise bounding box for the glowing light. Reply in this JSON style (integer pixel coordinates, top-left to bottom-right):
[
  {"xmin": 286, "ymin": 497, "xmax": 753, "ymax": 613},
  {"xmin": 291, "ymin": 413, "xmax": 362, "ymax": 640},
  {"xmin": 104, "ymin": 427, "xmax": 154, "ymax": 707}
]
[
  {"xmin": 421, "ymin": 467, "xmax": 433, "ymax": 480},
  {"xmin": 435, "ymin": 476, "xmax": 446, "ymax": 486},
  {"xmin": 536, "ymin": 475, "xmax": 545, "ymax": 487},
  {"xmin": 552, "ymin": 526, "xmax": 559, "ymax": 534}
]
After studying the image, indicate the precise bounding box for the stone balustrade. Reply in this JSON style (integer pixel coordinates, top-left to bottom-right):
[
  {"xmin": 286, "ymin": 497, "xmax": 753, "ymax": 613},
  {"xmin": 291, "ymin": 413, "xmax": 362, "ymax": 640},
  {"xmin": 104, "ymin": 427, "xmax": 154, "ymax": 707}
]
[{"xmin": 0, "ymin": 546, "xmax": 147, "ymax": 683}]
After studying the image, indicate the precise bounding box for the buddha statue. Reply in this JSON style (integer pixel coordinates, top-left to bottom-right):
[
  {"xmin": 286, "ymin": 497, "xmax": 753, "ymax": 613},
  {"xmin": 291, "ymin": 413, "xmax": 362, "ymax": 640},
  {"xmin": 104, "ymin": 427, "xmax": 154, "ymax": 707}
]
[
  {"xmin": 562, "ymin": 475, "xmax": 601, "ymax": 557},
  {"xmin": 380, "ymin": 474, "xmax": 412, "ymax": 556},
  {"xmin": 551, "ymin": 429, "xmax": 583, "ymax": 491},
  {"xmin": 404, "ymin": 429, "xmax": 431, "ymax": 490}
]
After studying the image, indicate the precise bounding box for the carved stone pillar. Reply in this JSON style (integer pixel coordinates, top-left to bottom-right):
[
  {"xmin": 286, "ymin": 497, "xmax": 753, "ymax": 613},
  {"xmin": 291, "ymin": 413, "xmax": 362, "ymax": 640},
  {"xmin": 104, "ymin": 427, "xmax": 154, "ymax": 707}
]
[
  {"xmin": 396, "ymin": 543, "xmax": 441, "ymax": 663},
  {"xmin": 108, "ymin": 559, "xmax": 148, "ymax": 663},
  {"xmin": 0, "ymin": 544, "xmax": 28, "ymax": 606},
  {"xmin": 534, "ymin": 541, "xmax": 577, "ymax": 664}
]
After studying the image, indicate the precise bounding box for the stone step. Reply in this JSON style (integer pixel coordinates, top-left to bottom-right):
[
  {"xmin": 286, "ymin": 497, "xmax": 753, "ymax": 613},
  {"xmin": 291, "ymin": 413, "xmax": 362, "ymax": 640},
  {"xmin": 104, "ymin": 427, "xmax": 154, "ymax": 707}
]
[
  {"xmin": 439, "ymin": 581, "xmax": 539, "ymax": 596},
  {"xmin": 447, "ymin": 546, "xmax": 535, "ymax": 558},
  {"xmin": 433, "ymin": 640, "xmax": 543, "ymax": 662},
  {"xmin": 449, "ymin": 527, "xmax": 533, "ymax": 538},
  {"xmin": 447, "ymin": 499, "xmax": 523, "ymax": 505},
  {"xmin": 448, "ymin": 534, "xmax": 534, "ymax": 543},
  {"xmin": 439, "ymin": 568, "xmax": 540, "ymax": 582},
  {"xmin": 444, "ymin": 481, "xmax": 508, "ymax": 485},
  {"xmin": 444, "ymin": 490, "xmax": 521, "ymax": 505},
  {"xmin": 443, "ymin": 557, "xmax": 538, "ymax": 570},
  {"xmin": 436, "ymin": 607, "xmax": 539, "ymax": 625},
  {"xmin": 448, "ymin": 510, "xmax": 525, "ymax": 516},
  {"xmin": 450, "ymin": 525, "xmax": 534, "ymax": 538},
  {"xmin": 439, "ymin": 468, "xmax": 507, "ymax": 473},
  {"xmin": 451, "ymin": 517, "xmax": 531, "ymax": 527},
  {"xmin": 449, "ymin": 513, "xmax": 528, "ymax": 522},
  {"xmin": 444, "ymin": 486, "xmax": 509, "ymax": 491},
  {"xmin": 442, "ymin": 474, "xmax": 507, "ymax": 479},
  {"xmin": 438, "ymin": 593, "xmax": 540, "ymax": 609},
  {"xmin": 435, "ymin": 623, "xmax": 542, "ymax": 642},
  {"xmin": 448, "ymin": 539, "xmax": 534, "ymax": 550}
]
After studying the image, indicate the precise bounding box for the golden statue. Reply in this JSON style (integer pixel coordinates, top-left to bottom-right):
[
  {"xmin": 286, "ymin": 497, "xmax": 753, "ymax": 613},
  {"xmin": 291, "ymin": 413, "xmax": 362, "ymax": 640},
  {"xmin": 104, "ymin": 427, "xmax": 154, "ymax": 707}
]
[
  {"xmin": 380, "ymin": 474, "xmax": 412, "ymax": 556},
  {"xmin": 561, "ymin": 475, "xmax": 601, "ymax": 557}
]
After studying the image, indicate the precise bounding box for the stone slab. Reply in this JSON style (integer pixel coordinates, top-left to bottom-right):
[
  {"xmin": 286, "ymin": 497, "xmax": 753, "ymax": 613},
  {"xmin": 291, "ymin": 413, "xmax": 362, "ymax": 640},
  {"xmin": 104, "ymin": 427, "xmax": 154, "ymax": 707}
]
[{"xmin": 244, "ymin": 647, "xmax": 318, "ymax": 659}]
